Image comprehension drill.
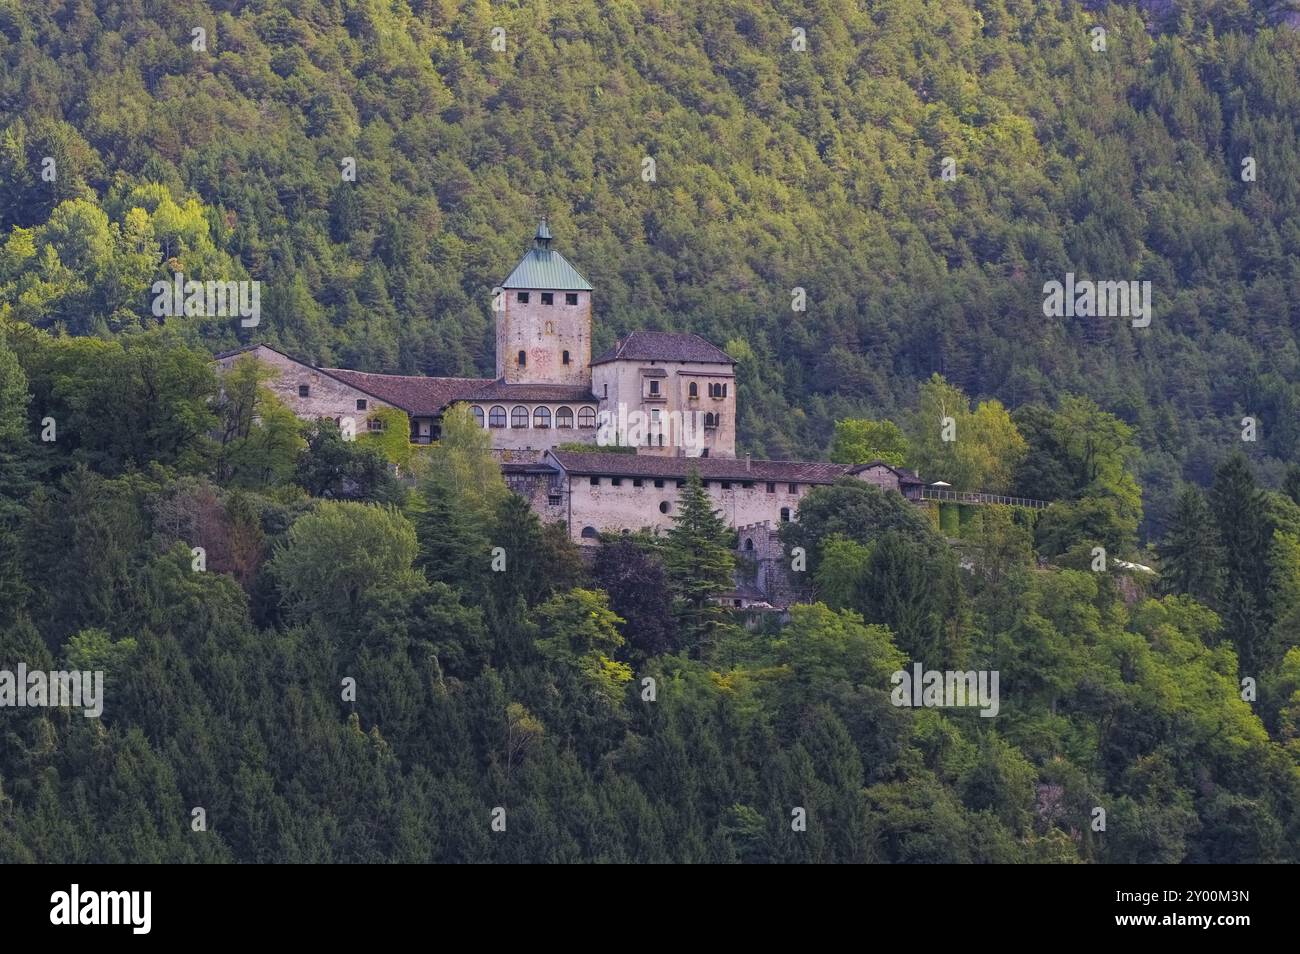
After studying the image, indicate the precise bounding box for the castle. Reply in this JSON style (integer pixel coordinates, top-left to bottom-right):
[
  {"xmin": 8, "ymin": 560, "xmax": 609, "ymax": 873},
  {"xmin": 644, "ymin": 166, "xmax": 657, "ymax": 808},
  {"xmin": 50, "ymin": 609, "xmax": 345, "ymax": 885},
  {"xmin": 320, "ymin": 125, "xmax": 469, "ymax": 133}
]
[{"xmin": 216, "ymin": 222, "xmax": 961, "ymax": 604}]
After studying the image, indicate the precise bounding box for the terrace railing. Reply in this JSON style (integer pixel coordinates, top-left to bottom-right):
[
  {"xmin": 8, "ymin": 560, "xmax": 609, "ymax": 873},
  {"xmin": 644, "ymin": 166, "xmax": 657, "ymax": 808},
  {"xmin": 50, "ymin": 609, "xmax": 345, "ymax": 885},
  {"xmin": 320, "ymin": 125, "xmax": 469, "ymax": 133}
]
[{"xmin": 919, "ymin": 487, "xmax": 1050, "ymax": 509}]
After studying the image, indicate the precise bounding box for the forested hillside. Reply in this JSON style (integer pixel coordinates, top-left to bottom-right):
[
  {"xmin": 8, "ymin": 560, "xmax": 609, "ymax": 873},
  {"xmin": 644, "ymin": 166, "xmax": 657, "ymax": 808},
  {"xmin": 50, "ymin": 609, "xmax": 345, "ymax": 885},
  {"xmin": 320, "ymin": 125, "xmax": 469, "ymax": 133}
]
[
  {"xmin": 1, "ymin": 334, "xmax": 1299, "ymax": 862},
  {"xmin": 3, "ymin": 0, "xmax": 1300, "ymax": 537},
  {"xmin": 3, "ymin": 1, "xmax": 1300, "ymax": 864}
]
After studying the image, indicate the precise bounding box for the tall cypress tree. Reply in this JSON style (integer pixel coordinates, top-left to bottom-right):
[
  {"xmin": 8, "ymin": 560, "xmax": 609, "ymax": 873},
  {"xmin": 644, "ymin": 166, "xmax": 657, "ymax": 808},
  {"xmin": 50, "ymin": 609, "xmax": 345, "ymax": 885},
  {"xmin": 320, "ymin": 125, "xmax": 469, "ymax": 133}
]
[
  {"xmin": 1209, "ymin": 454, "xmax": 1273, "ymax": 671},
  {"xmin": 661, "ymin": 471, "xmax": 734, "ymax": 656},
  {"xmin": 1157, "ymin": 485, "xmax": 1224, "ymax": 605}
]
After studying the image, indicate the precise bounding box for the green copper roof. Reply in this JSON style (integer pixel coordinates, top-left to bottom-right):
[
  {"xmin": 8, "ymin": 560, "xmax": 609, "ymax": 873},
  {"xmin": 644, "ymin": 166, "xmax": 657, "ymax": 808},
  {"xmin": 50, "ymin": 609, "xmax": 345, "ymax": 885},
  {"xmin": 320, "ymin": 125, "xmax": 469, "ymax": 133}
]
[{"xmin": 501, "ymin": 220, "xmax": 592, "ymax": 291}]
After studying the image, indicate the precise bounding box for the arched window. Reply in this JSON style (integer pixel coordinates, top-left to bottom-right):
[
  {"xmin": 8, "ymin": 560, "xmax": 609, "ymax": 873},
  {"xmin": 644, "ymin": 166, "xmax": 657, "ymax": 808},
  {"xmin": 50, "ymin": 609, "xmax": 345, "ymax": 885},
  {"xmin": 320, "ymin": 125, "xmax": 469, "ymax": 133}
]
[
  {"xmin": 488, "ymin": 406, "xmax": 507, "ymax": 428},
  {"xmin": 581, "ymin": 526, "xmax": 598, "ymax": 539},
  {"xmin": 545, "ymin": 321, "xmax": 554, "ymax": 334},
  {"xmin": 744, "ymin": 538, "xmax": 754, "ymax": 551},
  {"xmin": 511, "ymin": 406, "xmax": 529, "ymax": 428},
  {"xmin": 689, "ymin": 382, "xmax": 698, "ymax": 398},
  {"xmin": 659, "ymin": 501, "xmax": 670, "ymax": 514},
  {"xmin": 470, "ymin": 406, "xmax": 485, "ymax": 427},
  {"xmin": 556, "ymin": 406, "xmax": 574, "ymax": 428},
  {"xmin": 578, "ymin": 406, "xmax": 596, "ymax": 429},
  {"xmin": 533, "ymin": 406, "xmax": 551, "ymax": 428},
  {"xmin": 517, "ymin": 350, "xmax": 527, "ymax": 367}
]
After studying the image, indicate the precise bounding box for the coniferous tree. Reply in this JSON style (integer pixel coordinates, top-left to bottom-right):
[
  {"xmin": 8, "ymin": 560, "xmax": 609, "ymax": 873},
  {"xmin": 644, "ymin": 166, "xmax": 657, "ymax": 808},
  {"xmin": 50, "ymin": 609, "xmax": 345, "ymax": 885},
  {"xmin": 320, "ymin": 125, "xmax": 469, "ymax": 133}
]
[
  {"xmin": 1284, "ymin": 466, "xmax": 1300, "ymax": 508},
  {"xmin": 661, "ymin": 471, "xmax": 734, "ymax": 656},
  {"xmin": 1209, "ymin": 454, "xmax": 1273, "ymax": 673},
  {"xmin": 1157, "ymin": 485, "xmax": 1224, "ymax": 605}
]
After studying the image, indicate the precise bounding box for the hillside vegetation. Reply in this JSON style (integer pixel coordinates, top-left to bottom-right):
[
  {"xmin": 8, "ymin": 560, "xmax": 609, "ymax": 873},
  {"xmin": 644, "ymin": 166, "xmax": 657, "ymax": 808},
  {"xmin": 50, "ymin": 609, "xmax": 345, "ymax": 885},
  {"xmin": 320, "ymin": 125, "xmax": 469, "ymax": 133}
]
[
  {"xmin": 2, "ymin": 1, "xmax": 1300, "ymax": 537},
  {"xmin": 2, "ymin": 1, "xmax": 1300, "ymax": 863}
]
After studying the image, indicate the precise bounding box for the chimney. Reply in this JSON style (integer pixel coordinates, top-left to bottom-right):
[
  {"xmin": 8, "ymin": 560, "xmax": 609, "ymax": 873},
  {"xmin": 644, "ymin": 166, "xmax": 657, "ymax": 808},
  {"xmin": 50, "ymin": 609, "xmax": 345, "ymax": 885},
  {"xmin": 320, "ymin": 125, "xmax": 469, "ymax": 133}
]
[{"xmin": 745, "ymin": 453, "xmax": 751, "ymax": 473}]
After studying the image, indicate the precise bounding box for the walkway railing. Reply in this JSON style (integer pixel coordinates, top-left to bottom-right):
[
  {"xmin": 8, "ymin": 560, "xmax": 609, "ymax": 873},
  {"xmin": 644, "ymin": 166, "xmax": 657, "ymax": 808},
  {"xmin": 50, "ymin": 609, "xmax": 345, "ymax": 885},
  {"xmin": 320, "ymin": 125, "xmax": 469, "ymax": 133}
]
[{"xmin": 918, "ymin": 487, "xmax": 1050, "ymax": 509}]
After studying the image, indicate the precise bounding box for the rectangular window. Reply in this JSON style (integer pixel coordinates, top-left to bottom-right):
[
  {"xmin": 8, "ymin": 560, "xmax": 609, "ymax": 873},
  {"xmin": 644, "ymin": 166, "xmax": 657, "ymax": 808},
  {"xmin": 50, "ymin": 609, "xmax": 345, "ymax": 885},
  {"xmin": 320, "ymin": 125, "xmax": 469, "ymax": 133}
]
[
  {"xmin": 633, "ymin": 478, "xmax": 643, "ymax": 488},
  {"xmin": 649, "ymin": 380, "xmax": 660, "ymax": 395},
  {"xmin": 742, "ymin": 482, "xmax": 753, "ymax": 489},
  {"xmin": 654, "ymin": 479, "xmax": 665, "ymax": 488},
  {"xmin": 563, "ymin": 350, "xmax": 570, "ymax": 365},
  {"xmin": 566, "ymin": 293, "xmax": 578, "ymax": 305},
  {"xmin": 356, "ymin": 399, "xmax": 367, "ymax": 410},
  {"xmin": 517, "ymin": 292, "xmax": 530, "ymax": 304},
  {"xmin": 676, "ymin": 480, "xmax": 686, "ymax": 488},
  {"xmin": 720, "ymin": 481, "xmax": 731, "ymax": 490},
  {"xmin": 611, "ymin": 478, "xmax": 622, "ymax": 487},
  {"xmin": 298, "ymin": 384, "xmax": 310, "ymax": 397},
  {"xmin": 367, "ymin": 418, "xmax": 384, "ymax": 431},
  {"xmin": 547, "ymin": 494, "xmax": 562, "ymax": 506},
  {"xmin": 788, "ymin": 483, "xmax": 798, "ymax": 494},
  {"xmin": 767, "ymin": 482, "xmax": 776, "ymax": 493},
  {"xmin": 589, "ymin": 476, "xmax": 599, "ymax": 486},
  {"xmin": 541, "ymin": 292, "xmax": 554, "ymax": 305}
]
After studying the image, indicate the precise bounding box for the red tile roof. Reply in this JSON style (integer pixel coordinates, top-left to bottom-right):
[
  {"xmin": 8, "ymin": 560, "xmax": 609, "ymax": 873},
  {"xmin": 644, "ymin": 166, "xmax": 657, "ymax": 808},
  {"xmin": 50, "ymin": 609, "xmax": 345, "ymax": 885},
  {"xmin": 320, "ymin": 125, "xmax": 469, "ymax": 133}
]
[
  {"xmin": 320, "ymin": 368, "xmax": 492, "ymax": 417},
  {"xmin": 548, "ymin": 451, "xmax": 848, "ymax": 483},
  {"xmin": 848, "ymin": 460, "xmax": 925, "ymax": 484},
  {"xmin": 591, "ymin": 331, "xmax": 734, "ymax": 366}
]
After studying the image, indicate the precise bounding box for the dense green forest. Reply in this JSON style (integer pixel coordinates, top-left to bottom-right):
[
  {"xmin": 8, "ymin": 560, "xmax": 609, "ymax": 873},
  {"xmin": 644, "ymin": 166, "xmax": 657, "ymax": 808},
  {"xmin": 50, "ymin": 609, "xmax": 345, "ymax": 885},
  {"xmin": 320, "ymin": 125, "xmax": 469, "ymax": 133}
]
[
  {"xmin": 2, "ymin": 1, "xmax": 1300, "ymax": 862},
  {"xmin": 1, "ymin": 328, "xmax": 1299, "ymax": 861},
  {"xmin": 3, "ymin": 0, "xmax": 1300, "ymax": 537}
]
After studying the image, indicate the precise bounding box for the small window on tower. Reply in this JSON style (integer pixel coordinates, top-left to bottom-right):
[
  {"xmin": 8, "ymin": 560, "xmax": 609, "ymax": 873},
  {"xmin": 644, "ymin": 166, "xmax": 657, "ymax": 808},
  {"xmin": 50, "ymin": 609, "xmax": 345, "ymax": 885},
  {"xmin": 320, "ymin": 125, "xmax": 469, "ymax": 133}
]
[
  {"xmin": 517, "ymin": 292, "xmax": 530, "ymax": 304},
  {"xmin": 518, "ymin": 350, "xmax": 527, "ymax": 367},
  {"xmin": 566, "ymin": 293, "xmax": 578, "ymax": 305},
  {"xmin": 563, "ymin": 350, "xmax": 570, "ymax": 365},
  {"xmin": 541, "ymin": 292, "xmax": 553, "ymax": 305}
]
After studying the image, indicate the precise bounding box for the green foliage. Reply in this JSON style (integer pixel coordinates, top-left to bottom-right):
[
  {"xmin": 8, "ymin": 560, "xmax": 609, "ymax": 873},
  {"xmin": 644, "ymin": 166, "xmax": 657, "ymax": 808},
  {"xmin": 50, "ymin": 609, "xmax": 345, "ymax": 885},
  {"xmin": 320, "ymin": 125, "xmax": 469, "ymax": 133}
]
[
  {"xmin": 0, "ymin": 0, "xmax": 1293, "ymax": 518},
  {"xmin": 781, "ymin": 478, "xmax": 936, "ymax": 580},
  {"xmin": 359, "ymin": 406, "xmax": 416, "ymax": 470},
  {"xmin": 19, "ymin": 327, "xmax": 218, "ymax": 474},
  {"xmin": 661, "ymin": 472, "xmax": 735, "ymax": 656},
  {"xmin": 906, "ymin": 375, "xmax": 1025, "ymax": 493},
  {"xmin": 214, "ymin": 355, "xmax": 305, "ymax": 488},
  {"xmin": 829, "ymin": 419, "xmax": 907, "ymax": 467},
  {"xmin": 295, "ymin": 420, "xmax": 404, "ymax": 505},
  {"xmin": 534, "ymin": 588, "xmax": 632, "ymax": 707},
  {"xmin": 269, "ymin": 501, "xmax": 423, "ymax": 629},
  {"xmin": 1158, "ymin": 485, "xmax": 1224, "ymax": 604},
  {"xmin": 1, "ymin": 0, "xmax": 1299, "ymax": 865}
]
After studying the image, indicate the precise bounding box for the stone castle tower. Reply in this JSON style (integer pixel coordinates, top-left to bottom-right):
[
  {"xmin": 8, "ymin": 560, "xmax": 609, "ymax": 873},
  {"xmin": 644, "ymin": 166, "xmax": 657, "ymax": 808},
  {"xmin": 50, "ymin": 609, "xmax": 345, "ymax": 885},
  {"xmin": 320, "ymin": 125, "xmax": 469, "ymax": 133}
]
[{"xmin": 496, "ymin": 220, "xmax": 593, "ymax": 387}]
